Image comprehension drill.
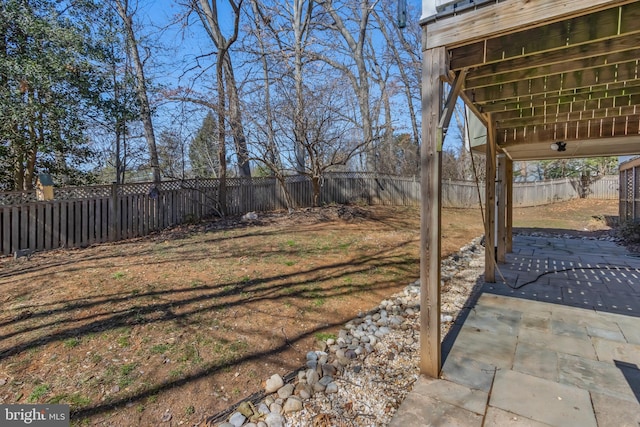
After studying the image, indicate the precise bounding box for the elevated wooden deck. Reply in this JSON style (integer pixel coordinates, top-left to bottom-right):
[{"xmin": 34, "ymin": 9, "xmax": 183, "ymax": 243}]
[
  {"xmin": 417, "ymin": 0, "xmax": 640, "ymax": 377},
  {"xmin": 423, "ymin": 0, "xmax": 640, "ymax": 161}
]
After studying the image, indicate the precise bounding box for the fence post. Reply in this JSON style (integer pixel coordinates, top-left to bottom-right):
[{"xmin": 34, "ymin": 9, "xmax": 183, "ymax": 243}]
[{"xmin": 110, "ymin": 182, "xmax": 119, "ymax": 242}]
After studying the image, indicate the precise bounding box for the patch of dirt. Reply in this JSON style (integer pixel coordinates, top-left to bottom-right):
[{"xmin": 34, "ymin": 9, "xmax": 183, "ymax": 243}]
[
  {"xmin": 512, "ymin": 198, "xmax": 619, "ymax": 232},
  {"xmin": 0, "ymin": 200, "xmax": 618, "ymax": 426}
]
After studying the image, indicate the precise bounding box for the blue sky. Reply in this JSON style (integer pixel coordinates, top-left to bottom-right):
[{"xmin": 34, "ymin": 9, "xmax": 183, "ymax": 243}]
[{"xmin": 127, "ymin": 0, "xmax": 429, "ymax": 156}]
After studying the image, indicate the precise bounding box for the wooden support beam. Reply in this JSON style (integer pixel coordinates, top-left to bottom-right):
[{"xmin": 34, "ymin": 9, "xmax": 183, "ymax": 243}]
[
  {"xmin": 420, "ymin": 46, "xmax": 447, "ymax": 378},
  {"xmin": 506, "ymin": 157, "xmax": 513, "ymax": 253},
  {"xmin": 438, "ymin": 69, "xmax": 468, "ymax": 150},
  {"xmin": 464, "ymin": 35, "xmax": 640, "ymax": 84},
  {"xmin": 497, "ymin": 115, "xmax": 640, "ymax": 146},
  {"xmin": 479, "ymin": 83, "xmax": 640, "ymax": 114},
  {"xmin": 424, "ymin": 0, "xmax": 633, "ymax": 49},
  {"xmin": 467, "ymin": 61, "xmax": 640, "ymax": 105},
  {"xmin": 440, "ymin": 70, "xmax": 468, "ymax": 131},
  {"xmin": 494, "ymin": 103, "xmax": 640, "ymax": 129},
  {"xmin": 459, "ymin": 91, "xmax": 488, "ymax": 127},
  {"xmin": 485, "ymin": 120, "xmax": 497, "ymax": 283},
  {"xmin": 497, "ymin": 154, "xmax": 507, "ymax": 263}
]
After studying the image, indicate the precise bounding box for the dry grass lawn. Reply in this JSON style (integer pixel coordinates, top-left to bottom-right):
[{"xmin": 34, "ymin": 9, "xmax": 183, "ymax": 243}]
[{"xmin": 0, "ymin": 199, "xmax": 618, "ymax": 426}]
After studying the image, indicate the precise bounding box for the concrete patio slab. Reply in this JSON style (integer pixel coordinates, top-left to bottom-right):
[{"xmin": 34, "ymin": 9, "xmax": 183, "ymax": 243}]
[
  {"xmin": 398, "ymin": 376, "xmax": 488, "ymax": 415},
  {"xmin": 550, "ymin": 318, "xmax": 589, "ymax": 339},
  {"xmin": 592, "ymin": 336, "xmax": 640, "ymax": 365},
  {"xmin": 463, "ymin": 305, "xmax": 522, "ymax": 335},
  {"xmin": 586, "ymin": 324, "xmax": 626, "ymax": 342},
  {"xmin": 590, "ymin": 391, "xmax": 640, "ymax": 427},
  {"xmin": 390, "ymin": 235, "xmax": 640, "ymax": 426},
  {"xmin": 616, "ymin": 319, "xmax": 640, "ymax": 345},
  {"xmin": 512, "ymin": 342, "xmax": 558, "ymax": 381},
  {"xmin": 520, "ymin": 312, "xmax": 552, "ymax": 333},
  {"xmin": 440, "ymin": 355, "xmax": 496, "ymax": 392},
  {"xmin": 489, "ymin": 370, "xmax": 597, "ymax": 427},
  {"xmin": 446, "ymin": 326, "xmax": 517, "ymax": 369},
  {"xmin": 388, "ymin": 387, "xmax": 484, "ymax": 427},
  {"xmin": 558, "ymin": 352, "xmax": 639, "ymax": 402},
  {"xmin": 483, "ymin": 407, "xmax": 553, "ymax": 426},
  {"xmin": 517, "ymin": 327, "xmax": 598, "ymax": 360}
]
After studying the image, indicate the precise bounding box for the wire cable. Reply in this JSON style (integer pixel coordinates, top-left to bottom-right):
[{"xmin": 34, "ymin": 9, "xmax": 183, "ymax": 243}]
[
  {"xmin": 464, "ymin": 109, "xmax": 508, "ymax": 285},
  {"xmin": 505, "ymin": 264, "xmax": 640, "ymax": 290}
]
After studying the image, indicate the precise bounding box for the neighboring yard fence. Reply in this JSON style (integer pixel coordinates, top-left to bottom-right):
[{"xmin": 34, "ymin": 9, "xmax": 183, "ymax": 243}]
[
  {"xmin": 620, "ymin": 157, "xmax": 640, "ymax": 222},
  {"xmin": 442, "ymin": 175, "xmax": 618, "ymax": 208},
  {"xmin": 0, "ymin": 173, "xmax": 619, "ymax": 256}
]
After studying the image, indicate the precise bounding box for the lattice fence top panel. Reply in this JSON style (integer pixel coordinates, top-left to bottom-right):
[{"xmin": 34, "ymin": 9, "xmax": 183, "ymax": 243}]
[
  {"xmin": 55, "ymin": 185, "xmax": 111, "ymax": 199},
  {"xmin": 0, "ymin": 191, "xmax": 37, "ymax": 205},
  {"xmin": 0, "ymin": 173, "xmax": 421, "ymax": 206}
]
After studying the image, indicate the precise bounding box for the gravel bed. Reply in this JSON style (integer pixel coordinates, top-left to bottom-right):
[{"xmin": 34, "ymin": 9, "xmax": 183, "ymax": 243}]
[
  {"xmin": 211, "ymin": 238, "xmax": 486, "ymax": 427},
  {"xmin": 213, "ymin": 230, "xmax": 624, "ymax": 427}
]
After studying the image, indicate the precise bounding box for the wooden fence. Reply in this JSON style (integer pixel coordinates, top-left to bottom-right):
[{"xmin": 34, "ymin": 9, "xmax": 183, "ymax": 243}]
[
  {"xmin": 0, "ymin": 173, "xmax": 619, "ymax": 256},
  {"xmin": 441, "ymin": 175, "xmax": 618, "ymax": 208}
]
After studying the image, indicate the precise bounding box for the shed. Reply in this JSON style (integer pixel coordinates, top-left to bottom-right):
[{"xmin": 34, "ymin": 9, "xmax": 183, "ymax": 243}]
[
  {"xmin": 36, "ymin": 173, "xmax": 54, "ymax": 201},
  {"xmin": 418, "ymin": 0, "xmax": 640, "ymax": 377}
]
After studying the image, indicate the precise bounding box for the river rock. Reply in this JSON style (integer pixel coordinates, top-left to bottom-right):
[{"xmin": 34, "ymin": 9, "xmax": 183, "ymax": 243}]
[
  {"xmin": 283, "ymin": 396, "xmax": 303, "ymax": 414},
  {"xmin": 264, "ymin": 413, "xmax": 284, "ymax": 427},
  {"xmin": 277, "ymin": 383, "xmax": 294, "ymax": 400},
  {"xmin": 325, "ymin": 382, "xmax": 338, "ymax": 394},
  {"xmin": 228, "ymin": 412, "xmax": 246, "ymax": 427},
  {"xmin": 265, "ymin": 374, "xmax": 284, "ymax": 394}
]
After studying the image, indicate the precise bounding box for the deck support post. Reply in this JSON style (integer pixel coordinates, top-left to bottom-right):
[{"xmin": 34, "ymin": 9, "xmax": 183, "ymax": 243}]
[
  {"xmin": 485, "ymin": 121, "xmax": 497, "ymax": 283},
  {"xmin": 497, "ymin": 154, "xmax": 507, "ymax": 263},
  {"xmin": 506, "ymin": 156, "xmax": 513, "ymax": 253},
  {"xmin": 419, "ymin": 46, "xmax": 447, "ymax": 378}
]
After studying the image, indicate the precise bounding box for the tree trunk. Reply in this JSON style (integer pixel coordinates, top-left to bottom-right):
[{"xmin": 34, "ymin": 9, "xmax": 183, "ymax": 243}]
[
  {"xmin": 311, "ymin": 176, "xmax": 321, "ymax": 207},
  {"xmin": 115, "ymin": 0, "xmax": 161, "ymax": 183},
  {"xmin": 12, "ymin": 120, "xmax": 25, "ymax": 191},
  {"xmin": 217, "ymin": 52, "xmax": 228, "ymax": 216},
  {"xmin": 23, "ymin": 91, "xmax": 38, "ymax": 190},
  {"xmin": 367, "ymin": 40, "xmax": 392, "ymax": 173},
  {"xmin": 25, "ymin": 146, "xmax": 37, "ymax": 190},
  {"xmin": 14, "ymin": 146, "xmax": 25, "ymax": 191},
  {"xmin": 319, "ymin": 0, "xmax": 375, "ymax": 171},
  {"xmin": 374, "ymin": 9, "xmax": 420, "ymax": 153},
  {"xmin": 250, "ymin": 0, "xmax": 279, "ymax": 172},
  {"xmin": 357, "ymin": 66, "xmax": 374, "ymax": 171},
  {"xmin": 223, "ymin": 58, "xmax": 251, "ymax": 177},
  {"xmin": 293, "ymin": 0, "xmax": 312, "ymax": 175},
  {"xmin": 192, "ymin": 0, "xmax": 249, "ymax": 179}
]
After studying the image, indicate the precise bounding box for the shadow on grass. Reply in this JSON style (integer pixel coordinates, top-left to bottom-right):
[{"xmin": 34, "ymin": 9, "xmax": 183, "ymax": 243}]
[
  {"xmin": 71, "ymin": 320, "xmax": 346, "ymax": 421},
  {"xmin": 0, "ymin": 239, "xmax": 416, "ymax": 346},
  {"xmin": 0, "ymin": 226, "xmax": 320, "ymax": 283},
  {"xmin": 0, "ymin": 235, "xmax": 418, "ymax": 422}
]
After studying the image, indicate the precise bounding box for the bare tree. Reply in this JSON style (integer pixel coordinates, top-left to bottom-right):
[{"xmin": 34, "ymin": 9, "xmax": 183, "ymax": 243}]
[
  {"xmin": 242, "ymin": 59, "xmax": 368, "ymax": 206},
  {"xmin": 113, "ymin": 0, "xmax": 161, "ymax": 183},
  {"xmin": 245, "ymin": 0, "xmax": 316, "ymax": 176},
  {"xmin": 189, "ymin": 0, "xmax": 251, "ymax": 179},
  {"xmin": 186, "ymin": 0, "xmax": 258, "ymax": 215},
  {"xmin": 292, "ymin": 0, "xmax": 315, "ymax": 174},
  {"xmin": 373, "ymin": 3, "xmax": 421, "ymax": 159},
  {"xmin": 365, "ymin": 33, "xmax": 393, "ymax": 173},
  {"xmin": 248, "ymin": 0, "xmax": 281, "ymax": 173},
  {"xmin": 316, "ymin": 0, "xmax": 379, "ymax": 171},
  {"xmin": 289, "ymin": 77, "xmax": 369, "ymax": 205}
]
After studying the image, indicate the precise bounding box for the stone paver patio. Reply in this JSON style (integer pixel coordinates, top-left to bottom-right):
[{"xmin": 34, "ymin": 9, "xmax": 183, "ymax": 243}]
[{"xmin": 391, "ymin": 235, "xmax": 640, "ymax": 427}]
